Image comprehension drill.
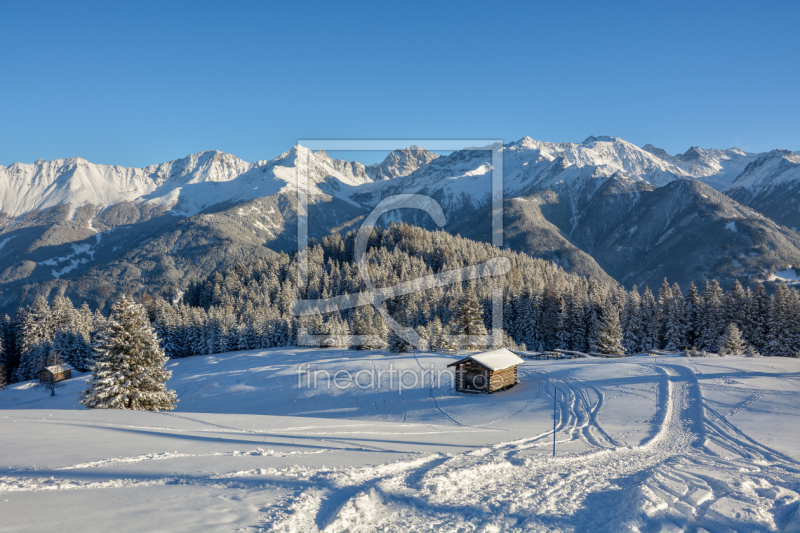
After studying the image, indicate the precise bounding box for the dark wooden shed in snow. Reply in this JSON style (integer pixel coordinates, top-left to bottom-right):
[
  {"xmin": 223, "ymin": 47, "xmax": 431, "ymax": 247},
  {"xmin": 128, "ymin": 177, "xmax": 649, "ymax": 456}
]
[{"xmin": 447, "ymin": 348, "xmax": 524, "ymax": 393}]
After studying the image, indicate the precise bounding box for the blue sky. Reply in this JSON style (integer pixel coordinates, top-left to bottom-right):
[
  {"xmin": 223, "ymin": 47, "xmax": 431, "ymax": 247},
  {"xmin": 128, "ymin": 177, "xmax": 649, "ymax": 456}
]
[{"xmin": 1, "ymin": 0, "xmax": 798, "ymax": 167}]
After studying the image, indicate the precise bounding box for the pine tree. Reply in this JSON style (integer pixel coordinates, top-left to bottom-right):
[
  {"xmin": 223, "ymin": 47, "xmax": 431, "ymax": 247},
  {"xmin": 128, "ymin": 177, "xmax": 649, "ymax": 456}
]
[
  {"xmin": 13, "ymin": 296, "xmax": 55, "ymax": 382},
  {"xmin": 80, "ymin": 296, "xmax": 177, "ymax": 411},
  {"xmin": 640, "ymin": 287, "xmax": 660, "ymax": 351},
  {"xmin": 350, "ymin": 307, "xmax": 375, "ymax": 350},
  {"xmin": 747, "ymin": 284, "xmax": 769, "ymax": 351},
  {"xmin": 427, "ymin": 316, "xmax": 445, "ymax": 351},
  {"xmin": 52, "ymin": 329, "xmax": 93, "ymax": 372},
  {"xmin": 699, "ymin": 280, "xmax": 725, "ymax": 352},
  {"xmin": 50, "ymin": 295, "xmax": 75, "ymax": 332},
  {"xmin": 663, "ymin": 283, "xmax": 687, "ymax": 351},
  {"xmin": 590, "ymin": 298, "xmax": 624, "ymax": 355},
  {"xmin": 388, "ymin": 329, "xmax": 412, "ymax": 353},
  {"xmin": 718, "ymin": 323, "xmax": 745, "ymax": 356},
  {"xmin": 621, "ymin": 286, "xmax": 642, "ymax": 354},
  {"xmin": 725, "ymin": 280, "xmax": 748, "ymax": 333},
  {"xmin": 765, "ymin": 286, "xmax": 796, "ymax": 357},
  {"xmin": 455, "ymin": 285, "xmax": 487, "ymax": 348},
  {"xmin": 745, "ymin": 344, "xmax": 762, "ymax": 358},
  {"xmin": 684, "ymin": 282, "xmax": 701, "ymax": 349}
]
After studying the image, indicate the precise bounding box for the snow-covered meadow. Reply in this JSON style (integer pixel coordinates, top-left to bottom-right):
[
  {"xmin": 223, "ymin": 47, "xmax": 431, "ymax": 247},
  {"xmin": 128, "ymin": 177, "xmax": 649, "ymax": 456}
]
[{"xmin": 1, "ymin": 348, "xmax": 799, "ymax": 532}]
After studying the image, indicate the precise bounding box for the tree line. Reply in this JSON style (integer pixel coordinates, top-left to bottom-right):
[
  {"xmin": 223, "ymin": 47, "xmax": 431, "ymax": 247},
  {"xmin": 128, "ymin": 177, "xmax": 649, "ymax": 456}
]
[{"xmin": 1, "ymin": 223, "xmax": 799, "ymax": 385}]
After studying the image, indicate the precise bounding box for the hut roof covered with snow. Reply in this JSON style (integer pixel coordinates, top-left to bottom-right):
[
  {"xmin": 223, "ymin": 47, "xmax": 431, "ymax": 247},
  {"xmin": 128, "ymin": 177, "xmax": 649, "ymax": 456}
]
[{"xmin": 447, "ymin": 348, "xmax": 524, "ymax": 393}]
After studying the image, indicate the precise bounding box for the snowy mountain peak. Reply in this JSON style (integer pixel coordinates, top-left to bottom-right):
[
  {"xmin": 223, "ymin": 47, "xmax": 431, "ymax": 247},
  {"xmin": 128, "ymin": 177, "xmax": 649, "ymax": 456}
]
[
  {"xmin": 726, "ymin": 149, "xmax": 800, "ymax": 192},
  {"xmin": 642, "ymin": 144, "xmax": 672, "ymax": 160},
  {"xmin": 678, "ymin": 146, "xmax": 704, "ymax": 162},
  {"xmin": 582, "ymin": 135, "xmax": 621, "ymax": 144},
  {"xmin": 367, "ymin": 146, "xmax": 440, "ymax": 181}
]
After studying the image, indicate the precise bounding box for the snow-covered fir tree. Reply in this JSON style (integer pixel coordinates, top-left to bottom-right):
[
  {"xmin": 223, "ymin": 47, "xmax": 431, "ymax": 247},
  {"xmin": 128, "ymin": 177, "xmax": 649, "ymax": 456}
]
[
  {"xmin": 454, "ymin": 285, "xmax": 487, "ymax": 348},
  {"xmin": 13, "ymin": 296, "xmax": 55, "ymax": 382},
  {"xmin": 718, "ymin": 323, "xmax": 745, "ymax": 356},
  {"xmin": 388, "ymin": 329, "xmax": 412, "ymax": 353},
  {"xmin": 765, "ymin": 285, "xmax": 799, "ymax": 357},
  {"xmin": 80, "ymin": 296, "xmax": 177, "ymax": 411},
  {"xmin": 640, "ymin": 287, "xmax": 660, "ymax": 351},
  {"xmin": 621, "ymin": 286, "xmax": 642, "ymax": 354},
  {"xmin": 745, "ymin": 344, "xmax": 762, "ymax": 358},
  {"xmin": 699, "ymin": 280, "xmax": 725, "ymax": 352},
  {"xmin": 52, "ymin": 329, "xmax": 93, "ymax": 372},
  {"xmin": 590, "ymin": 299, "xmax": 624, "ymax": 355}
]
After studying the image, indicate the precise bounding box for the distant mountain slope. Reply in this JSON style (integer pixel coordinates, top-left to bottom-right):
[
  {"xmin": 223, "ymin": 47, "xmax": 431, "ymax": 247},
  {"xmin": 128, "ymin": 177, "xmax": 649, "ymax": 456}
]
[
  {"xmin": 643, "ymin": 144, "xmax": 757, "ymax": 190},
  {"xmin": 724, "ymin": 150, "xmax": 800, "ymax": 231},
  {"xmin": 2, "ymin": 136, "xmax": 800, "ymax": 314}
]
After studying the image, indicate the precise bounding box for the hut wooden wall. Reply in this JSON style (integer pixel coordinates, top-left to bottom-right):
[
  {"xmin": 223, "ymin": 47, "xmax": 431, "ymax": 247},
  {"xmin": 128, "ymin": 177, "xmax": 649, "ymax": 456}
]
[
  {"xmin": 455, "ymin": 360, "xmax": 490, "ymax": 392},
  {"xmin": 488, "ymin": 365, "xmax": 518, "ymax": 393},
  {"xmin": 455, "ymin": 361, "xmax": 519, "ymax": 393}
]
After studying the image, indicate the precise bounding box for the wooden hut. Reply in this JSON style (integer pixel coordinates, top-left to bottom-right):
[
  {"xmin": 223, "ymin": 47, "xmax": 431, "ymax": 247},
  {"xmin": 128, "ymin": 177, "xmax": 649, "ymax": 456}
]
[
  {"xmin": 38, "ymin": 364, "xmax": 73, "ymax": 384},
  {"xmin": 447, "ymin": 348, "xmax": 524, "ymax": 394}
]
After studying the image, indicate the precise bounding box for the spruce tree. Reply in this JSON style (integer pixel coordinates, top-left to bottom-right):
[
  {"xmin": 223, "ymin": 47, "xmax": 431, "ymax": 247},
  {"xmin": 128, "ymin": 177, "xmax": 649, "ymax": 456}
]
[
  {"xmin": 621, "ymin": 286, "xmax": 642, "ymax": 354},
  {"xmin": 663, "ymin": 284, "xmax": 687, "ymax": 351},
  {"xmin": 455, "ymin": 286, "xmax": 487, "ymax": 348},
  {"xmin": 765, "ymin": 286, "xmax": 795, "ymax": 357},
  {"xmin": 745, "ymin": 344, "xmax": 762, "ymax": 358},
  {"xmin": 640, "ymin": 287, "xmax": 660, "ymax": 351},
  {"xmin": 52, "ymin": 329, "xmax": 93, "ymax": 372},
  {"xmin": 718, "ymin": 323, "xmax": 745, "ymax": 356},
  {"xmin": 350, "ymin": 307, "xmax": 375, "ymax": 350},
  {"xmin": 13, "ymin": 296, "xmax": 55, "ymax": 382},
  {"xmin": 700, "ymin": 280, "xmax": 725, "ymax": 352},
  {"xmin": 80, "ymin": 296, "xmax": 177, "ymax": 411},
  {"xmin": 747, "ymin": 284, "xmax": 769, "ymax": 351},
  {"xmin": 590, "ymin": 299, "xmax": 624, "ymax": 355},
  {"xmin": 684, "ymin": 282, "xmax": 701, "ymax": 349},
  {"xmin": 388, "ymin": 329, "xmax": 412, "ymax": 353}
]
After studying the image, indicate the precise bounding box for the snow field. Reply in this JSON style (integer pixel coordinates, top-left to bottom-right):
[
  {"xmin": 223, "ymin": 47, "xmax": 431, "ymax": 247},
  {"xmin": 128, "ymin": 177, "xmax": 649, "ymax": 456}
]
[{"xmin": 0, "ymin": 348, "xmax": 799, "ymax": 532}]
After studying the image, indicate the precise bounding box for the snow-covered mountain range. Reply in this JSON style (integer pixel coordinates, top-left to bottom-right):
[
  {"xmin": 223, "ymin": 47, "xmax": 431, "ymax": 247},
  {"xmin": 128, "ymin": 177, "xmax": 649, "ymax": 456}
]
[
  {"xmin": 1, "ymin": 136, "xmax": 793, "ymax": 219},
  {"xmin": 1, "ymin": 136, "xmax": 799, "ymax": 313}
]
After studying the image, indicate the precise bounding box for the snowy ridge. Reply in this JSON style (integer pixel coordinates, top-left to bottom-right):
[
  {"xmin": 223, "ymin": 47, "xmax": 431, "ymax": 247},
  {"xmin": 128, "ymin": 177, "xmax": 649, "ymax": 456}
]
[
  {"xmin": 643, "ymin": 144, "xmax": 758, "ymax": 190},
  {"xmin": 725, "ymin": 149, "xmax": 800, "ymax": 192},
  {"xmin": 2, "ymin": 137, "xmax": 798, "ymax": 221},
  {"xmin": 0, "ymin": 146, "xmax": 429, "ymax": 218}
]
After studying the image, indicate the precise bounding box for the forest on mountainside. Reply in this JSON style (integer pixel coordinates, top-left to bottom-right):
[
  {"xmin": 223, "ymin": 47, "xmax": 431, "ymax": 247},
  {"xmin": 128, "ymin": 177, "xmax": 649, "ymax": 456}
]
[{"xmin": 2, "ymin": 224, "xmax": 798, "ymax": 384}]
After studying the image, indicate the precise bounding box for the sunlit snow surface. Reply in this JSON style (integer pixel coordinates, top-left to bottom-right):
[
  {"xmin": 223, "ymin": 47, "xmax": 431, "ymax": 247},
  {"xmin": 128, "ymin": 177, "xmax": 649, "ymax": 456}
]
[{"xmin": 1, "ymin": 349, "xmax": 799, "ymax": 532}]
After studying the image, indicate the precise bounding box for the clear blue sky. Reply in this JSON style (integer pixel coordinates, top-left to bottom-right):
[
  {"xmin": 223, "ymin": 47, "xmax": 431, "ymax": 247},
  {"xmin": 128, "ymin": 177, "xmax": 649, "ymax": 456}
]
[{"xmin": 1, "ymin": 0, "xmax": 798, "ymax": 167}]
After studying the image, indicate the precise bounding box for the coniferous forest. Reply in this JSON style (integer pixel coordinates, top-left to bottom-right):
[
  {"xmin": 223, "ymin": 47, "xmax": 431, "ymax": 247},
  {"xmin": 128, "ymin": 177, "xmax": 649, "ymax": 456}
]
[{"xmin": 1, "ymin": 223, "xmax": 799, "ymax": 385}]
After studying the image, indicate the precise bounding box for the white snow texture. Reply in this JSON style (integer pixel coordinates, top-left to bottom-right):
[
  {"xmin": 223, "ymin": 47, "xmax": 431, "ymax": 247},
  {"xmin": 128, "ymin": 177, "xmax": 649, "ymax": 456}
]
[{"xmin": 1, "ymin": 347, "xmax": 799, "ymax": 532}]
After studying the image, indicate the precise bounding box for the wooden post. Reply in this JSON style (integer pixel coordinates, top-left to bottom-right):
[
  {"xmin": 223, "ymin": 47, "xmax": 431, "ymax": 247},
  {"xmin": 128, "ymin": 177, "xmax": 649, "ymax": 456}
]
[{"xmin": 553, "ymin": 386, "xmax": 557, "ymax": 457}]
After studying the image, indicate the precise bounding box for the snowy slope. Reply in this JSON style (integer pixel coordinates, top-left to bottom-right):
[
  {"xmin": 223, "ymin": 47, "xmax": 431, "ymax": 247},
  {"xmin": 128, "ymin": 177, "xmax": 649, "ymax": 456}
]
[
  {"xmin": 725, "ymin": 149, "xmax": 800, "ymax": 193},
  {"xmin": 1, "ymin": 348, "xmax": 799, "ymax": 532}
]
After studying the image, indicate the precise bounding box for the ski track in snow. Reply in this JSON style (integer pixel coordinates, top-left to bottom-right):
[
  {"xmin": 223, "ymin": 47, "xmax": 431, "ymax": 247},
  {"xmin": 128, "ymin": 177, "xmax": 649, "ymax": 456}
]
[
  {"xmin": 2, "ymin": 356, "xmax": 800, "ymax": 532},
  {"xmin": 258, "ymin": 360, "xmax": 800, "ymax": 532}
]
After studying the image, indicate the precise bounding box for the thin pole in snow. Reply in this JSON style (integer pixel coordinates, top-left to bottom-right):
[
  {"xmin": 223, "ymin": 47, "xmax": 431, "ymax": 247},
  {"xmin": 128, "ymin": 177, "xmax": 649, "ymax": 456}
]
[{"xmin": 553, "ymin": 386, "xmax": 557, "ymax": 458}]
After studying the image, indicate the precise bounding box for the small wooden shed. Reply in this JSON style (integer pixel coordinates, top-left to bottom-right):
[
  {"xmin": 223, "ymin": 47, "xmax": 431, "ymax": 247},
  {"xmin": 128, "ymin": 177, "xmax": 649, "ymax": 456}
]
[
  {"xmin": 39, "ymin": 364, "xmax": 73, "ymax": 383},
  {"xmin": 447, "ymin": 348, "xmax": 524, "ymax": 394}
]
